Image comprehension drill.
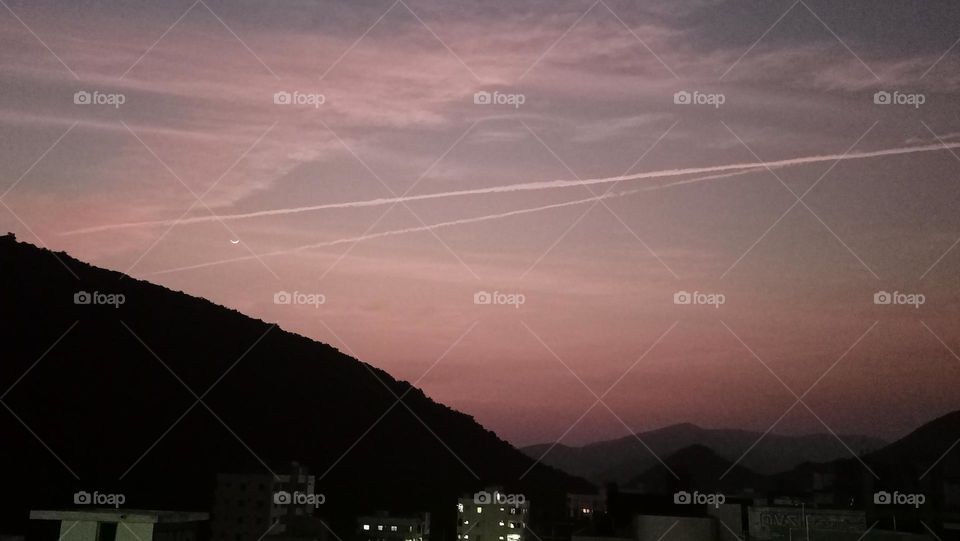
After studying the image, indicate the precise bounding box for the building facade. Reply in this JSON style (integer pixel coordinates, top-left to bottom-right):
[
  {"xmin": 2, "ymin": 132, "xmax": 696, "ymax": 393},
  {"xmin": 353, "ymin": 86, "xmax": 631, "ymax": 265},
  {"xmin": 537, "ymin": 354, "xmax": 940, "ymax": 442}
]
[
  {"xmin": 357, "ymin": 511, "xmax": 430, "ymax": 541},
  {"xmin": 457, "ymin": 489, "xmax": 529, "ymax": 541},
  {"xmin": 29, "ymin": 509, "xmax": 208, "ymax": 541},
  {"xmin": 568, "ymin": 493, "xmax": 607, "ymax": 520},
  {"xmin": 211, "ymin": 462, "xmax": 319, "ymax": 541}
]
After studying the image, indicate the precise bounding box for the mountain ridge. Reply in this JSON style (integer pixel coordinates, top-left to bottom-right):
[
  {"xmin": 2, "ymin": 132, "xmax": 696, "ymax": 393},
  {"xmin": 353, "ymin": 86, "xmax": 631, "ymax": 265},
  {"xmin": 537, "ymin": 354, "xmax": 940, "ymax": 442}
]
[
  {"xmin": 521, "ymin": 422, "xmax": 888, "ymax": 484},
  {"xmin": 0, "ymin": 233, "xmax": 592, "ymax": 533}
]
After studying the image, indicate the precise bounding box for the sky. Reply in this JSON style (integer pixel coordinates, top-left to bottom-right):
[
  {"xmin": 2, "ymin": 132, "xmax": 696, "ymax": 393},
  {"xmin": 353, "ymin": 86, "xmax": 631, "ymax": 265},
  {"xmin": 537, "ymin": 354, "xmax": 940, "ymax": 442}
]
[{"xmin": 2, "ymin": 0, "xmax": 960, "ymax": 447}]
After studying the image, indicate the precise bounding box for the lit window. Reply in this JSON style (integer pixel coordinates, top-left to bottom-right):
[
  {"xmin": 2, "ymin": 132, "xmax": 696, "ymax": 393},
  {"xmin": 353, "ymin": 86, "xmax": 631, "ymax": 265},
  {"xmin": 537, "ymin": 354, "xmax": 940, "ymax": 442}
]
[
  {"xmin": 458, "ymin": 504, "xmax": 464, "ymax": 513},
  {"xmin": 463, "ymin": 521, "xmax": 469, "ymax": 525},
  {"xmin": 477, "ymin": 507, "xmax": 482, "ymax": 514},
  {"xmin": 378, "ymin": 526, "xmax": 384, "ymax": 531},
  {"xmin": 363, "ymin": 525, "xmax": 370, "ymax": 531},
  {"xmin": 391, "ymin": 526, "xmax": 398, "ymax": 532},
  {"xmin": 499, "ymin": 521, "xmax": 505, "ymax": 527}
]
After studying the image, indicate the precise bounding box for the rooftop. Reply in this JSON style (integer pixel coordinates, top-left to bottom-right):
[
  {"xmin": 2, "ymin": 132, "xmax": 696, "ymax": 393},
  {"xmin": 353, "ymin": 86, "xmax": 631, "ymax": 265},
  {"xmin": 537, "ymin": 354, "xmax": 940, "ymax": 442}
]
[{"xmin": 30, "ymin": 509, "xmax": 210, "ymax": 524}]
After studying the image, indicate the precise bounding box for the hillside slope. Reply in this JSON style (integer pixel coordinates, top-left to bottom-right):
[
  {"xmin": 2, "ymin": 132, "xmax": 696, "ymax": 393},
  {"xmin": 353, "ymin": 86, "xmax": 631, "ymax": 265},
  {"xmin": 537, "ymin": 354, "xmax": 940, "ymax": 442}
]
[{"xmin": 0, "ymin": 234, "xmax": 592, "ymax": 532}]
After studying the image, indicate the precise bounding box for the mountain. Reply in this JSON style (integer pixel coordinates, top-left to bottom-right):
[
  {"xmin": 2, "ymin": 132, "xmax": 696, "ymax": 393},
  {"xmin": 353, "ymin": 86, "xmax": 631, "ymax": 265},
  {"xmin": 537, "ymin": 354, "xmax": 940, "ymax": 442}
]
[
  {"xmin": 769, "ymin": 410, "xmax": 960, "ymax": 484},
  {"xmin": 624, "ymin": 444, "xmax": 767, "ymax": 495},
  {"xmin": 865, "ymin": 409, "xmax": 960, "ymax": 474},
  {"xmin": 763, "ymin": 410, "xmax": 960, "ymax": 527},
  {"xmin": 0, "ymin": 234, "xmax": 592, "ymax": 533},
  {"xmin": 521, "ymin": 423, "xmax": 887, "ymax": 484}
]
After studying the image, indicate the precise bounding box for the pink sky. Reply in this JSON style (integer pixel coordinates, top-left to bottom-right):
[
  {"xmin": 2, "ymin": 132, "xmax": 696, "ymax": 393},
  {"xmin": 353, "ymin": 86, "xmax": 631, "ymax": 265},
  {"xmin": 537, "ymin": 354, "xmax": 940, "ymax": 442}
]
[{"xmin": 2, "ymin": 0, "xmax": 960, "ymax": 446}]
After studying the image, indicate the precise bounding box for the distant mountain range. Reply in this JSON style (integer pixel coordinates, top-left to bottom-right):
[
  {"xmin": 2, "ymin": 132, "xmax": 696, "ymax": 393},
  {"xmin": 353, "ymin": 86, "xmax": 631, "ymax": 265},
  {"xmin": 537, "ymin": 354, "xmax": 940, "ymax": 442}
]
[
  {"xmin": 524, "ymin": 411, "xmax": 960, "ymax": 512},
  {"xmin": 538, "ymin": 412, "xmax": 960, "ymax": 520},
  {"xmin": 0, "ymin": 234, "xmax": 591, "ymax": 533},
  {"xmin": 521, "ymin": 422, "xmax": 888, "ymax": 484},
  {"xmin": 606, "ymin": 411, "xmax": 960, "ymax": 537}
]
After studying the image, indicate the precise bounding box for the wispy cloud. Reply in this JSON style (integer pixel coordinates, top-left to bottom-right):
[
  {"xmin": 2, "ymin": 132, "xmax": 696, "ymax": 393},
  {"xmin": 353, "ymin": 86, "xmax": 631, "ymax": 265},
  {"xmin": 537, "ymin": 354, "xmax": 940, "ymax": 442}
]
[{"xmin": 65, "ymin": 140, "xmax": 960, "ymax": 235}]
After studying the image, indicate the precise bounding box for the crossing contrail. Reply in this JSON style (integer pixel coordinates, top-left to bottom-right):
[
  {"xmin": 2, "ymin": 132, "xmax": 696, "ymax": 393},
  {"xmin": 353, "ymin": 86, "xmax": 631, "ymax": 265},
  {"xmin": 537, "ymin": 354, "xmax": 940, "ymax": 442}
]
[
  {"xmin": 148, "ymin": 168, "xmax": 766, "ymax": 276},
  {"xmin": 65, "ymin": 141, "xmax": 960, "ymax": 236}
]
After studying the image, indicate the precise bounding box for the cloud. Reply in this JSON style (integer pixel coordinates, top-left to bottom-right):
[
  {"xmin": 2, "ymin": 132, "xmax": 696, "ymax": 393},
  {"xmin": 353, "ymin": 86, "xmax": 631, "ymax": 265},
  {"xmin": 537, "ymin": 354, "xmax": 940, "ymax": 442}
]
[
  {"xmin": 147, "ymin": 167, "xmax": 764, "ymax": 275},
  {"xmin": 65, "ymin": 140, "xmax": 960, "ymax": 235}
]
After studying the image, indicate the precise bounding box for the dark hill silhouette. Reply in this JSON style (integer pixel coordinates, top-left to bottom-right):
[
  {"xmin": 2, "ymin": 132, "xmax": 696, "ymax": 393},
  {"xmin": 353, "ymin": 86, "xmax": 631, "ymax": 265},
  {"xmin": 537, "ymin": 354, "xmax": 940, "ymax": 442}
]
[
  {"xmin": 0, "ymin": 234, "xmax": 592, "ymax": 534},
  {"xmin": 865, "ymin": 409, "xmax": 960, "ymax": 474},
  {"xmin": 623, "ymin": 444, "xmax": 766, "ymax": 495},
  {"xmin": 764, "ymin": 410, "xmax": 960, "ymax": 532},
  {"xmin": 770, "ymin": 409, "xmax": 960, "ymax": 488},
  {"xmin": 521, "ymin": 423, "xmax": 886, "ymax": 484}
]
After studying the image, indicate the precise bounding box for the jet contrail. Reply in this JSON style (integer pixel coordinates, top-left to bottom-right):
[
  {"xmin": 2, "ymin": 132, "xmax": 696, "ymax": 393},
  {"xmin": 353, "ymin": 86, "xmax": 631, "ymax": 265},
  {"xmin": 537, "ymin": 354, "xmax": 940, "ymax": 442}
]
[
  {"xmin": 148, "ymin": 168, "xmax": 765, "ymax": 276},
  {"xmin": 65, "ymin": 140, "xmax": 960, "ymax": 236}
]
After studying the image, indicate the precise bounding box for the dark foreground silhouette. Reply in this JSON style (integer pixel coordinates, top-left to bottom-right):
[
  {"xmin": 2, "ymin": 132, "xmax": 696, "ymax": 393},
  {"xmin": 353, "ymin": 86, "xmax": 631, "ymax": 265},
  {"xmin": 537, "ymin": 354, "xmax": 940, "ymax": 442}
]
[
  {"xmin": 2, "ymin": 233, "xmax": 958, "ymax": 539},
  {"xmin": 0, "ymin": 234, "xmax": 591, "ymax": 536}
]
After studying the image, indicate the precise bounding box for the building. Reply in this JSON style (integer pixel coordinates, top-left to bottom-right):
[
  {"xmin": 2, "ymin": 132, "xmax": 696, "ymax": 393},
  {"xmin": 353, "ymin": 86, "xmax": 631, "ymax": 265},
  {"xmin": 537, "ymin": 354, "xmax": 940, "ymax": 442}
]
[
  {"xmin": 211, "ymin": 461, "xmax": 320, "ymax": 541},
  {"xmin": 568, "ymin": 493, "xmax": 607, "ymax": 520},
  {"xmin": 634, "ymin": 515, "xmax": 714, "ymax": 541},
  {"xmin": 357, "ymin": 511, "xmax": 430, "ymax": 541},
  {"xmin": 457, "ymin": 488, "xmax": 529, "ymax": 541},
  {"xmin": 707, "ymin": 503, "xmax": 745, "ymax": 541},
  {"xmin": 29, "ymin": 509, "xmax": 208, "ymax": 541},
  {"xmin": 748, "ymin": 505, "xmax": 867, "ymax": 541}
]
